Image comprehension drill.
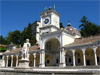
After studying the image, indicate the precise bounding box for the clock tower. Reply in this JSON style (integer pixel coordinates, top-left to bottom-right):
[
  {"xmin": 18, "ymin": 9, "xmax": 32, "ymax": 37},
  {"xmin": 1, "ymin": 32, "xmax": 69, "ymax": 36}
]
[{"xmin": 40, "ymin": 7, "xmax": 60, "ymax": 34}]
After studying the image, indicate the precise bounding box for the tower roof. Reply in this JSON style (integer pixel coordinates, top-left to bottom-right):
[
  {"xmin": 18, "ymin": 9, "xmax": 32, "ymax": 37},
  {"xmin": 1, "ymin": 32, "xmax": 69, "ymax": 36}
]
[
  {"xmin": 40, "ymin": 9, "xmax": 60, "ymax": 16},
  {"xmin": 67, "ymin": 20, "xmax": 71, "ymax": 27},
  {"xmin": 65, "ymin": 27, "xmax": 81, "ymax": 36}
]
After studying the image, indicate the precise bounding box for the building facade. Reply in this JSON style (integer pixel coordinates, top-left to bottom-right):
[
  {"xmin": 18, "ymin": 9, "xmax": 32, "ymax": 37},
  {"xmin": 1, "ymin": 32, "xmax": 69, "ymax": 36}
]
[
  {"xmin": 31, "ymin": 21, "xmax": 40, "ymax": 45},
  {"xmin": 0, "ymin": 7, "xmax": 100, "ymax": 68}
]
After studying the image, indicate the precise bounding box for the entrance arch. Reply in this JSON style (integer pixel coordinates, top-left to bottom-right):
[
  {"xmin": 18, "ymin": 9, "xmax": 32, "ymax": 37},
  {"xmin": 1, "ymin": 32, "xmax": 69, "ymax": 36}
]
[{"xmin": 45, "ymin": 38, "xmax": 60, "ymax": 66}]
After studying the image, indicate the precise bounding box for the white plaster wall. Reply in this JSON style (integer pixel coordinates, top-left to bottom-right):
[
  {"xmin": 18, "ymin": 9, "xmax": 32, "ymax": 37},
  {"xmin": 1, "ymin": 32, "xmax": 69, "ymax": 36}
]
[
  {"xmin": 51, "ymin": 13, "xmax": 60, "ymax": 28},
  {"xmin": 62, "ymin": 32, "xmax": 74, "ymax": 46},
  {"xmin": 36, "ymin": 22, "xmax": 40, "ymax": 44}
]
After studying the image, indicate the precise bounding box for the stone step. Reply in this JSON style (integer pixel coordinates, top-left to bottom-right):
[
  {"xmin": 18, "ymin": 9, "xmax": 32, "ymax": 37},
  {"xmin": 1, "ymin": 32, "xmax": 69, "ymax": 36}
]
[{"xmin": 33, "ymin": 65, "xmax": 100, "ymax": 69}]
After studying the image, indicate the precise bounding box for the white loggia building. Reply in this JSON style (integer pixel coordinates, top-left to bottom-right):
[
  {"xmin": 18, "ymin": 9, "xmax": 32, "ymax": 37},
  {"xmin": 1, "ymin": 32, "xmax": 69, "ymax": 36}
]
[{"xmin": 0, "ymin": 7, "xmax": 100, "ymax": 68}]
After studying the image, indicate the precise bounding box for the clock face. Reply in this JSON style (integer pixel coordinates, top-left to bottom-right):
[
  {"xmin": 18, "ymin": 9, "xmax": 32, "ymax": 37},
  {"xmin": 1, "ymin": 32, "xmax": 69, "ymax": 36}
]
[
  {"xmin": 43, "ymin": 17, "xmax": 50, "ymax": 26},
  {"xmin": 44, "ymin": 19, "xmax": 49, "ymax": 24}
]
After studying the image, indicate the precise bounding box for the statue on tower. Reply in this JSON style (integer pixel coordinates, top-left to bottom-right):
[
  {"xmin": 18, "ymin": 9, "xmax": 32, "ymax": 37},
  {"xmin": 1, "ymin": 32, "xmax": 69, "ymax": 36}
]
[{"xmin": 21, "ymin": 39, "xmax": 31, "ymax": 60}]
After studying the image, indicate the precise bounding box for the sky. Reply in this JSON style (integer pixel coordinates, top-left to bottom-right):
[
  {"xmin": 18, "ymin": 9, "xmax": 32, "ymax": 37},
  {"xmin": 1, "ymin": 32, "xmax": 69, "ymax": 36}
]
[{"xmin": 0, "ymin": 0, "xmax": 100, "ymax": 37}]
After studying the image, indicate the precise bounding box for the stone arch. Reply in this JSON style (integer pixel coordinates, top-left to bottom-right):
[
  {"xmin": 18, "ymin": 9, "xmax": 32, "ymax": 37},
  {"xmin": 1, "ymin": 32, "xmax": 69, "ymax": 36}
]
[
  {"xmin": 29, "ymin": 53, "xmax": 34, "ymax": 67},
  {"xmin": 45, "ymin": 38, "xmax": 60, "ymax": 66},
  {"xmin": 75, "ymin": 49, "xmax": 83, "ymax": 66},
  {"xmin": 8, "ymin": 56, "xmax": 11, "ymax": 67},
  {"xmin": 13, "ymin": 55, "xmax": 16, "ymax": 67},
  {"xmin": 85, "ymin": 48, "xmax": 95, "ymax": 66},
  {"xmin": 45, "ymin": 53, "xmax": 53, "ymax": 66},
  {"xmin": 45, "ymin": 38, "xmax": 60, "ymax": 53},
  {"xmin": 96, "ymin": 46, "xmax": 100, "ymax": 65},
  {"xmin": 18, "ymin": 55, "xmax": 22, "ymax": 66},
  {"xmin": 65, "ymin": 50, "xmax": 73, "ymax": 66},
  {"xmin": 36, "ymin": 53, "xmax": 40, "ymax": 66}
]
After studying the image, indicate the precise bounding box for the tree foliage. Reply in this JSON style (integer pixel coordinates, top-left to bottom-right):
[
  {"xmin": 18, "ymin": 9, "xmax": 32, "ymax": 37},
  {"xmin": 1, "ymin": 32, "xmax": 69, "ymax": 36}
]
[
  {"xmin": 60, "ymin": 22, "xmax": 64, "ymax": 28},
  {"xmin": 0, "ymin": 36, "xmax": 8, "ymax": 45},
  {"xmin": 0, "ymin": 23, "xmax": 36, "ymax": 46},
  {"xmin": 21, "ymin": 23, "xmax": 36, "ymax": 46},
  {"xmin": 79, "ymin": 16, "xmax": 100, "ymax": 37}
]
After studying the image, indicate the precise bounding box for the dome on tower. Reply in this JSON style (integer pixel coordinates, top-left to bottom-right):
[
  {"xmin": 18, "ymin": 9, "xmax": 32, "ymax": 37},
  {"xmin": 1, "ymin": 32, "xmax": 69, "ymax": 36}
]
[
  {"xmin": 64, "ymin": 20, "xmax": 81, "ymax": 38},
  {"xmin": 65, "ymin": 27, "xmax": 81, "ymax": 36}
]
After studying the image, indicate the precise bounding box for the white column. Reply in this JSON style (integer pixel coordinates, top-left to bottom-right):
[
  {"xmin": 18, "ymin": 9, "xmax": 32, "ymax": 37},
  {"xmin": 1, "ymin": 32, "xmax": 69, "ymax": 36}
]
[
  {"xmin": 39, "ymin": 50, "xmax": 45, "ymax": 67},
  {"xmin": 33, "ymin": 53, "xmax": 36, "ymax": 67},
  {"xmin": 2, "ymin": 55, "xmax": 5, "ymax": 67},
  {"xmin": 6, "ymin": 56, "xmax": 8, "ymax": 67},
  {"xmin": 82, "ymin": 49, "xmax": 86, "ymax": 66},
  {"xmin": 16, "ymin": 55, "xmax": 18, "ymax": 67},
  {"xmin": 59, "ymin": 48, "xmax": 66, "ymax": 67},
  {"xmin": 72, "ymin": 50, "xmax": 75, "ymax": 66},
  {"xmin": 11, "ymin": 55, "xmax": 13, "ymax": 67},
  {"xmin": 93, "ymin": 47, "xmax": 98, "ymax": 66}
]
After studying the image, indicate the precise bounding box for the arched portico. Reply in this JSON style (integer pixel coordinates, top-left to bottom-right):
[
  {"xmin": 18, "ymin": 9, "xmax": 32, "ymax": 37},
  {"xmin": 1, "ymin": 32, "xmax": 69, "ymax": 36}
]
[
  {"xmin": 13, "ymin": 55, "xmax": 16, "ymax": 67},
  {"xmin": 29, "ymin": 54, "xmax": 34, "ymax": 67},
  {"xmin": 65, "ymin": 50, "xmax": 73, "ymax": 66},
  {"xmin": 8, "ymin": 56, "xmax": 11, "ymax": 67},
  {"xmin": 75, "ymin": 50, "xmax": 83, "ymax": 66},
  {"xmin": 96, "ymin": 46, "xmax": 100, "ymax": 65},
  {"xmin": 85, "ymin": 48, "xmax": 95, "ymax": 66},
  {"xmin": 45, "ymin": 38, "xmax": 60, "ymax": 66}
]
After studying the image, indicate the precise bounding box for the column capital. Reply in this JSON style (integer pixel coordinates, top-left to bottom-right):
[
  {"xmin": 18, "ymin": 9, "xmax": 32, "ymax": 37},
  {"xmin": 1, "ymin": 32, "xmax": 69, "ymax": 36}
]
[
  {"xmin": 33, "ymin": 53, "xmax": 36, "ymax": 58},
  {"xmin": 11, "ymin": 55, "xmax": 13, "ymax": 57},
  {"xmin": 82, "ymin": 49, "xmax": 86, "ymax": 54},
  {"xmin": 11, "ymin": 55, "xmax": 13, "ymax": 60},
  {"xmin": 72, "ymin": 50, "xmax": 75, "ymax": 54},
  {"xmin": 16, "ymin": 55, "xmax": 18, "ymax": 59},
  {"xmin": 6, "ymin": 55, "xmax": 8, "ymax": 58},
  {"xmin": 33, "ymin": 53, "xmax": 36, "ymax": 55},
  {"xmin": 92, "ymin": 46, "xmax": 97, "ymax": 53}
]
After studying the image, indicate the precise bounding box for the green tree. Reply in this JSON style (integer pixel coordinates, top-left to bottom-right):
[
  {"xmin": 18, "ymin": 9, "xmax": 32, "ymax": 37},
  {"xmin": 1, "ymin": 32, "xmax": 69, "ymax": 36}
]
[
  {"xmin": 6, "ymin": 30, "xmax": 21, "ymax": 45},
  {"xmin": 60, "ymin": 22, "xmax": 64, "ymax": 28},
  {"xmin": 12, "ymin": 30, "xmax": 21, "ymax": 44},
  {"xmin": 79, "ymin": 16, "xmax": 100, "ymax": 37},
  {"xmin": 21, "ymin": 23, "xmax": 36, "ymax": 46},
  {"xmin": 6, "ymin": 31, "xmax": 13, "ymax": 44},
  {"xmin": 0, "ymin": 35, "xmax": 7, "ymax": 44}
]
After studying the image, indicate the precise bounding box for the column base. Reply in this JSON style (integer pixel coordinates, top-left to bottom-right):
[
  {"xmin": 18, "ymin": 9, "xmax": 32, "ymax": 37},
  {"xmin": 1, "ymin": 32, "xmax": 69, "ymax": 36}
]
[
  {"xmin": 15, "ymin": 59, "xmax": 31, "ymax": 69},
  {"xmin": 59, "ymin": 63, "xmax": 66, "ymax": 67},
  {"xmin": 83, "ymin": 65, "xmax": 86, "ymax": 66},
  {"xmin": 39, "ymin": 64, "xmax": 45, "ymax": 68},
  {"xmin": 1, "ymin": 60, "xmax": 5, "ymax": 67}
]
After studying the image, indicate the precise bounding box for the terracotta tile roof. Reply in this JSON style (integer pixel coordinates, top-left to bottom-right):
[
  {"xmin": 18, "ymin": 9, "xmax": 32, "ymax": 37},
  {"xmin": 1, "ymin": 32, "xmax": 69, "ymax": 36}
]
[
  {"xmin": 64, "ymin": 27, "xmax": 81, "ymax": 35},
  {"xmin": 0, "ymin": 44, "xmax": 7, "ymax": 47},
  {"xmin": 69, "ymin": 35, "xmax": 100, "ymax": 45},
  {"xmin": 29, "ymin": 46, "xmax": 40, "ymax": 50},
  {"xmin": 4, "ymin": 48, "xmax": 22, "ymax": 54},
  {"xmin": 4, "ymin": 46, "xmax": 40, "ymax": 54}
]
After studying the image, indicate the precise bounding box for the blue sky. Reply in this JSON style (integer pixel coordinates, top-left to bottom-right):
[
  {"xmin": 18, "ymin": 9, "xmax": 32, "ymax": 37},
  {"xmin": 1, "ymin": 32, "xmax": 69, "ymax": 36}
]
[{"xmin": 0, "ymin": 0, "xmax": 100, "ymax": 37}]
